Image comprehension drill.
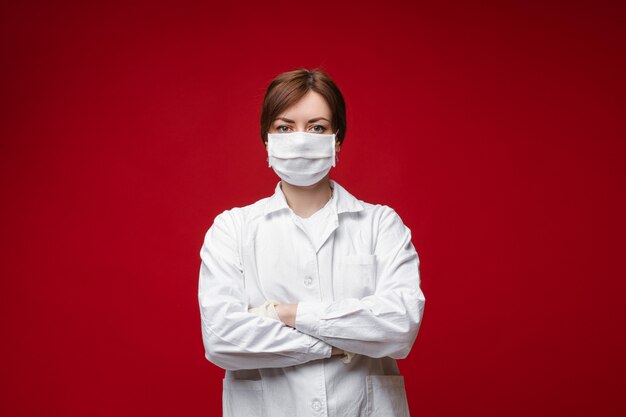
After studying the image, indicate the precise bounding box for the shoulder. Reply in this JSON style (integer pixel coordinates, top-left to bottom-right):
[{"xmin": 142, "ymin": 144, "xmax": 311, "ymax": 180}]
[
  {"xmin": 205, "ymin": 194, "xmax": 270, "ymax": 237},
  {"xmin": 333, "ymin": 180, "xmax": 400, "ymax": 222},
  {"xmin": 351, "ymin": 195, "xmax": 411, "ymax": 242},
  {"xmin": 359, "ymin": 201, "xmax": 396, "ymax": 215},
  {"xmin": 354, "ymin": 199, "xmax": 406, "ymax": 227},
  {"xmin": 340, "ymin": 195, "xmax": 410, "ymax": 247},
  {"xmin": 354, "ymin": 201, "xmax": 416, "ymax": 257}
]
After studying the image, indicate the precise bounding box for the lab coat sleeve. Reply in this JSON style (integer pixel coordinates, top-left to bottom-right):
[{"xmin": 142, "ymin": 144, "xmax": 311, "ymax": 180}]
[
  {"xmin": 295, "ymin": 205, "xmax": 426, "ymax": 359},
  {"xmin": 198, "ymin": 210, "xmax": 333, "ymax": 371}
]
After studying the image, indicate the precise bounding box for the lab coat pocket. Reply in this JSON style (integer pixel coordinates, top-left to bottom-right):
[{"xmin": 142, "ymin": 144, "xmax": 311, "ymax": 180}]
[
  {"xmin": 222, "ymin": 378, "xmax": 266, "ymax": 417},
  {"xmin": 365, "ymin": 375, "xmax": 410, "ymax": 417},
  {"xmin": 338, "ymin": 254, "xmax": 377, "ymax": 300}
]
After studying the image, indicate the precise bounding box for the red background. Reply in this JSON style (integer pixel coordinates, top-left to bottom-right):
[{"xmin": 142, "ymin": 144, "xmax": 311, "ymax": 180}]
[{"xmin": 1, "ymin": 1, "xmax": 625, "ymax": 416}]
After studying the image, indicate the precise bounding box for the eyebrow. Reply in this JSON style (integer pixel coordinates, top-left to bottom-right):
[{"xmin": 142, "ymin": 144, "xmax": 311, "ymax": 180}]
[{"xmin": 274, "ymin": 117, "xmax": 330, "ymax": 123}]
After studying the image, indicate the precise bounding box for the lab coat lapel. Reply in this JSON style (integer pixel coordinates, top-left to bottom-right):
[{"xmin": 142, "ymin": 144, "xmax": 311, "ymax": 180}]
[{"xmin": 262, "ymin": 179, "xmax": 364, "ymax": 254}]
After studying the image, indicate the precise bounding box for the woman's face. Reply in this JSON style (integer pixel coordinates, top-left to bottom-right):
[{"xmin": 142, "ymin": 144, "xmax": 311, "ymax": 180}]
[{"xmin": 265, "ymin": 90, "xmax": 341, "ymax": 154}]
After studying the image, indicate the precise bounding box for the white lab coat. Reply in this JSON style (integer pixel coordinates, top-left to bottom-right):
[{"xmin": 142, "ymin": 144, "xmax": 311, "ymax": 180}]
[{"xmin": 198, "ymin": 179, "xmax": 426, "ymax": 417}]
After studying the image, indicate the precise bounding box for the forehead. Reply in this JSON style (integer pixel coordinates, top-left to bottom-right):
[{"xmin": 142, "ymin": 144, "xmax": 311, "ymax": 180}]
[{"xmin": 277, "ymin": 90, "xmax": 331, "ymax": 120}]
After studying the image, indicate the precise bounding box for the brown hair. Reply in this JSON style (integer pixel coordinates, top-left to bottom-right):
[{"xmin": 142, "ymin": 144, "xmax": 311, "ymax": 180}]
[{"xmin": 260, "ymin": 68, "xmax": 347, "ymax": 145}]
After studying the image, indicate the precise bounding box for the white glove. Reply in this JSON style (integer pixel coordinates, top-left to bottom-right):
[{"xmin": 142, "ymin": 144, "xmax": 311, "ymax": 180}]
[
  {"xmin": 341, "ymin": 350, "xmax": 355, "ymax": 364},
  {"xmin": 248, "ymin": 300, "xmax": 282, "ymax": 322},
  {"xmin": 248, "ymin": 300, "xmax": 356, "ymax": 363}
]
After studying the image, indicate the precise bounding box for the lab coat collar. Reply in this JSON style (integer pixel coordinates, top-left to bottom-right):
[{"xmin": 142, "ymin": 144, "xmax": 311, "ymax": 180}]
[{"xmin": 263, "ymin": 178, "xmax": 364, "ymax": 216}]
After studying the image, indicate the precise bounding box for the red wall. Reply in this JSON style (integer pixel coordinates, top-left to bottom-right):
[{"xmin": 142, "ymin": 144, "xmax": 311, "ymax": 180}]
[{"xmin": 1, "ymin": 1, "xmax": 624, "ymax": 416}]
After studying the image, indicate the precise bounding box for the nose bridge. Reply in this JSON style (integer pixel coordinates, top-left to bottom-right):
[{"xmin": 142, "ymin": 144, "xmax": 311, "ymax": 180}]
[{"xmin": 294, "ymin": 122, "xmax": 308, "ymax": 132}]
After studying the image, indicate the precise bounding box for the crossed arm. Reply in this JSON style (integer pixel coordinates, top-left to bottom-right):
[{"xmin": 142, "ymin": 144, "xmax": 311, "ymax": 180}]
[
  {"xmin": 248, "ymin": 301, "xmax": 345, "ymax": 356},
  {"xmin": 278, "ymin": 308, "xmax": 347, "ymax": 357},
  {"xmin": 198, "ymin": 207, "xmax": 425, "ymax": 371}
]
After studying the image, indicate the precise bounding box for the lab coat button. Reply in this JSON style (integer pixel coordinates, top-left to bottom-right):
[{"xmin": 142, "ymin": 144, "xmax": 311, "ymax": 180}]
[
  {"xmin": 311, "ymin": 399, "xmax": 322, "ymax": 411},
  {"xmin": 303, "ymin": 276, "xmax": 313, "ymax": 287}
]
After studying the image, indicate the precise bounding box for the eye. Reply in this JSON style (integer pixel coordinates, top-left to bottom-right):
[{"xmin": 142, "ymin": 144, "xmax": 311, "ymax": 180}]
[
  {"xmin": 310, "ymin": 125, "xmax": 327, "ymax": 133},
  {"xmin": 276, "ymin": 125, "xmax": 291, "ymax": 133}
]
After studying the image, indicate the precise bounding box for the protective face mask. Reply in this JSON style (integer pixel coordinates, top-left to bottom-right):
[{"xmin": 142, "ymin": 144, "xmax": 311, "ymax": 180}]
[{"xmin": 266, "ymin": 130, "xmax": 338, "ymax": 186}]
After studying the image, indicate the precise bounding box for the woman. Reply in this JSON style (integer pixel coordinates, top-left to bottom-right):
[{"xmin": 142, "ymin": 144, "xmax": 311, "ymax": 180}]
[{"xmin": 198, "ymin": 68, "xmax": 426, "ymax": 417}]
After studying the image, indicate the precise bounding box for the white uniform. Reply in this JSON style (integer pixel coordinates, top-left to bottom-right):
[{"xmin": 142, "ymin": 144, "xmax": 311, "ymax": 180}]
[{"xmin": 198, "ymin": 179, "xmax": 426, "ymax": 417}]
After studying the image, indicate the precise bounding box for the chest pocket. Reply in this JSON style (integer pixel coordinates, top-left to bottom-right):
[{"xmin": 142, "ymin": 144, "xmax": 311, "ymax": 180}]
[{"xmin": 336, "ymin": 254, "xmax": 377, "ymax": 300}]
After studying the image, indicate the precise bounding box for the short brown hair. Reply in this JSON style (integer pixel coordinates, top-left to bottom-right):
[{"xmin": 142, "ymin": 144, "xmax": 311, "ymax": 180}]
[{"xmin": 260, "ymin": 68, "xmax": 347, "ymax": 145}]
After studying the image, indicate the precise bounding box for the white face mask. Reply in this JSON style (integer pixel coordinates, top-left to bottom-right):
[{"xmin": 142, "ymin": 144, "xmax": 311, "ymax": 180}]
[{"xmin": 266, "ymin": 130, "xmax": 338, "ymax": 186}]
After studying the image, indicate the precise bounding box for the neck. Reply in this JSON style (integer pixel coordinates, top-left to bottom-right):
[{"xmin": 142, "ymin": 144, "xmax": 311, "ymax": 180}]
[{"xmin": 280, "ymin": 177, "xmax": 334, "ymax": 218}]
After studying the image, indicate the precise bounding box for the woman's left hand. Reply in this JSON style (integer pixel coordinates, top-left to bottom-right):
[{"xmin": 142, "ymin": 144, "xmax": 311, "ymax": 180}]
[{"xmin": 275, "ymin": 303, "xmax": 298, "ymax": 328}]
